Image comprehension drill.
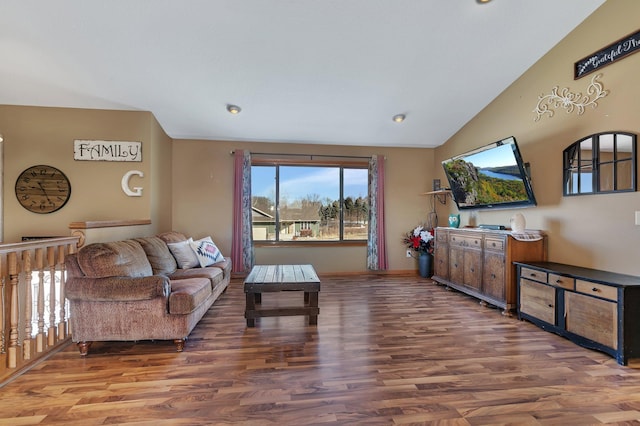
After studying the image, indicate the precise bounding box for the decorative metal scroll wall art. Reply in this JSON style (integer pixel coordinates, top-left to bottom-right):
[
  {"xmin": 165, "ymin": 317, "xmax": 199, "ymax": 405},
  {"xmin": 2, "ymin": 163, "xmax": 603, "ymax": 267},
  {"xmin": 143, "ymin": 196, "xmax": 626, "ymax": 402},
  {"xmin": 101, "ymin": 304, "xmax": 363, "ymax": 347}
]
[{"xmin": 533, "ymin": 73, "xmax": 608, "ymax": 122}]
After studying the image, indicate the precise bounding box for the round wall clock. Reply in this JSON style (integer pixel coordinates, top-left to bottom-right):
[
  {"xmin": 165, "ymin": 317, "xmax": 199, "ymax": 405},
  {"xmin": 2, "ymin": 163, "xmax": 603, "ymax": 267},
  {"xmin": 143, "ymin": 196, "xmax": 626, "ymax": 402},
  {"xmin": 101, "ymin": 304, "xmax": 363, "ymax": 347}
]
[{"xmin": 15, "ymin": 165, "xmax": 71, "ymax": 214}]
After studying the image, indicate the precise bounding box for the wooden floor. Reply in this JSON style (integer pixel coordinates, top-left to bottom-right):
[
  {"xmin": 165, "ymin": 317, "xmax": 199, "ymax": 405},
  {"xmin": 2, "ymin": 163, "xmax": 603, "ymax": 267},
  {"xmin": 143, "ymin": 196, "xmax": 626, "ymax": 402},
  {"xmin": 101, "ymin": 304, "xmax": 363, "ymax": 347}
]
[{"xmin": 2, "ymin": 274, "xmax": 640, "ymax": 425}]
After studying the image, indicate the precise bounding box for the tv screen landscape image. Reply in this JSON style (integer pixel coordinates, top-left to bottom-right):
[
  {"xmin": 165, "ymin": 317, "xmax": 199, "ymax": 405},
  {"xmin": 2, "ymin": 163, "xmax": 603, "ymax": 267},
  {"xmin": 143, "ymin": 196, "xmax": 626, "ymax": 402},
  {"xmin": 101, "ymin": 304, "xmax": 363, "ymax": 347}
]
[{"xmin": 442, "ymin": 136, "xmax": 537, "ymax": 210}]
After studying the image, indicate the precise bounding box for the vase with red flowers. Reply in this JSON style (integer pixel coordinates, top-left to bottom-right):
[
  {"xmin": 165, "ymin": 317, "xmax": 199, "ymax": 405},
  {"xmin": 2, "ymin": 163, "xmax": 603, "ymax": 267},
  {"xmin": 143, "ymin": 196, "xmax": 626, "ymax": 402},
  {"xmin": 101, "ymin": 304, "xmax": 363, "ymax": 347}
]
[{"xmin": 403, "ymin": 225, "xmax": 434, "ymax": 277}]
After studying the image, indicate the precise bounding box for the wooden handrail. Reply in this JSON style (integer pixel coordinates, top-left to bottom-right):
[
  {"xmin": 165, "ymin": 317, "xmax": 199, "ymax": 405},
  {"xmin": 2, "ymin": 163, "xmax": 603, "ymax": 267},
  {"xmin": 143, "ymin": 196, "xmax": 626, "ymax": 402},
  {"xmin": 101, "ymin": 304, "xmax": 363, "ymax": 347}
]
[
  {"xmin": 0, "ymin": 236, "xmax": 80, "ymax": 254},
  {"xmin": 68, "ymin": 219, "xmax": 151, "ymax": 229}
]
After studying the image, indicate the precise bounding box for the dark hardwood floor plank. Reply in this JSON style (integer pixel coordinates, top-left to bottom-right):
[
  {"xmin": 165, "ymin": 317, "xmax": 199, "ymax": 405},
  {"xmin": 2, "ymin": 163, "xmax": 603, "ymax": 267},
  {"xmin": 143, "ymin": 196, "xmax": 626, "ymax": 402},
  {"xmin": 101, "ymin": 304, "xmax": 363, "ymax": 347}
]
[{"xmin": 2, "ymin": 275, "xmax": 640, "ymax": 424}]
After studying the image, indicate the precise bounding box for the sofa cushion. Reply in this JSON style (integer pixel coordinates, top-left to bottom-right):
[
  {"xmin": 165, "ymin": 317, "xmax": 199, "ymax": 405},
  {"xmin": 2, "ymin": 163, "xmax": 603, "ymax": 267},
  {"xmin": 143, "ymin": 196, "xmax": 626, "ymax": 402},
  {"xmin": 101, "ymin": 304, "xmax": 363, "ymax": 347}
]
[
  {"xmin": 168, "ymin": 278, "xmax": 212, "ymax": 315},
  {"xmin": 135, "ymin": 236, "xmax": 178, "ymax": 275},
  {"xmin": 210, "ymin": 257, "xmax": 232, "ymax": 280},
  {"xmin": 158, "ymin": 231, "xmax": 189, "ymax": 244},
  {"xmin": 167, "ymin": 238, "xmax": 200, "ymax": 269},
  {"xmin": 190, "ymin": 238, "xmax": 225, "ymax": 267},
  {"xmin": 77, "ymin": 240, "xmax": 153, "ymax": 278},
  {"xmin": 168, "ymin": 266, "xmax": 224, "ymax": 289}
]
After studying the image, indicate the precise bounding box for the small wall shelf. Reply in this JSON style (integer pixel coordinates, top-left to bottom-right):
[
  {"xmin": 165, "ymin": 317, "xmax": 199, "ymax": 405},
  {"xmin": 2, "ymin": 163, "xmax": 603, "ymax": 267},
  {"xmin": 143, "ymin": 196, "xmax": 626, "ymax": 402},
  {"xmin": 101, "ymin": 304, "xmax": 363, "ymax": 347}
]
[{"xmin": 421, "ymin": 189, "xmax": 451, "ymax": 205}]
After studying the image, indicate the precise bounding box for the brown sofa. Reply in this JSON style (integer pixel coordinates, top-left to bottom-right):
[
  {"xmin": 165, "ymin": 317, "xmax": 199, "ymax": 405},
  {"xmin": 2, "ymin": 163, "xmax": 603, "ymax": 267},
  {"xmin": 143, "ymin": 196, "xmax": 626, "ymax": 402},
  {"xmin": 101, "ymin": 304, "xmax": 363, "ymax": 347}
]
[{"xmin": 65, "ymin": 231, "xmax": 231, "ymax": 355}]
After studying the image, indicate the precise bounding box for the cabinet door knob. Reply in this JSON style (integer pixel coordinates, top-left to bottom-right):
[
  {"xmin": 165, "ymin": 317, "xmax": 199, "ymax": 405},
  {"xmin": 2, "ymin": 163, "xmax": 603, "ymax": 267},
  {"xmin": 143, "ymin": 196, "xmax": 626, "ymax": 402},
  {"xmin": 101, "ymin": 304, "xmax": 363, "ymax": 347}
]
[
  {"xmin": 592, "ymin": 287, "xmax": 600, "ymax": 292},
  {"xmin": 491, "ymin": 273, "xmax": 496, "ymax": 279},
  {"xmin": 548, "ymin": 304, "xmax": 554, "ymax": 308}
]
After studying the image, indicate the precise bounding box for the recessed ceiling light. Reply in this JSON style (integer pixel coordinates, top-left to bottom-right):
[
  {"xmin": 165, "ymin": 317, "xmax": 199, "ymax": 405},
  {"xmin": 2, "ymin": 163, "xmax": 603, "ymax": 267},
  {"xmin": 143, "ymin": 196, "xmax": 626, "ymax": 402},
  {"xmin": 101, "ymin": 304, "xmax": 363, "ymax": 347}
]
[
  {"xmin": 392, "ymin": 114, "xmax": 406, "ymax": 123},
  {"xmin": 476, "ymin": 0, "xmax": 492, "ymax": 4},
  {"xmin": 226, "ymin": 104, "xmax": 241, "ymax": 114}
]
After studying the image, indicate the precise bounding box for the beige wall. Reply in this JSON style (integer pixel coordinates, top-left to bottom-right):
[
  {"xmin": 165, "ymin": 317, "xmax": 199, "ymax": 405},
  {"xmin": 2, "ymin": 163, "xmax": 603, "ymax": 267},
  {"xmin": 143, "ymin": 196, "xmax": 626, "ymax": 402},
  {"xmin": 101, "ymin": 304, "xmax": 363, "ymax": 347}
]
[
  {"xmin": 149, "ymin": 115, "xmax": 173, "ymax": 231},
  {"xmin": 434, "ymin": 0, "xmax": 640, "ymax": 275},
  {"xmin": 0, "ymin": 105, "xmax": 171, "ymax": 242},
  {"xmin": 0, "ymin": 104, "xmax": 435, "ymax": 273},
  {"xmin": 2, "ymin": 0, "xmax": 638, "ymax": 275},
  {"xmin": 171, "ymin": 139, "xmax": 435, "ymax": 273}
]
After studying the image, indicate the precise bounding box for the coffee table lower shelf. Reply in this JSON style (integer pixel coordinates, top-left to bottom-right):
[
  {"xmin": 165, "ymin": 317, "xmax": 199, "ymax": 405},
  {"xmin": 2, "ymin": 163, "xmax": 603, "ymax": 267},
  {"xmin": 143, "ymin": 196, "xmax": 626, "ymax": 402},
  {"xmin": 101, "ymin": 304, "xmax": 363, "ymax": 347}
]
[{"xmin": 243, "ymin": 264, "xmax": 320, "ymax": 327}]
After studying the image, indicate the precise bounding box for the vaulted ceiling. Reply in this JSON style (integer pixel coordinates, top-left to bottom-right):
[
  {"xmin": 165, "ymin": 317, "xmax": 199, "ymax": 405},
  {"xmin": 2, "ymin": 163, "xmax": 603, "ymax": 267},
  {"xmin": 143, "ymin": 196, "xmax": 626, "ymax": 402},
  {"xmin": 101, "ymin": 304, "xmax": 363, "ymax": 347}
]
[{"xmin": 0, "ymin": 1, "xmax": 605, "ymax": 147}]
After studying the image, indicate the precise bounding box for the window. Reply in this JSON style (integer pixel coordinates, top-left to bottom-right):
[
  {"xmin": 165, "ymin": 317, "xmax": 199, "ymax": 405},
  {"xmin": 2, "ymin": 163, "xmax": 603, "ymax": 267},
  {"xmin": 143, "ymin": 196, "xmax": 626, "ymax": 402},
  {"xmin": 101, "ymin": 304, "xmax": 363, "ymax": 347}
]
[
  {"xmin": 563, "ymin": 132, "xmax": 636, "ymax": 196},
  {"xmin": 251, "ymin": 163, "xmax": 369, "ymax": 242}
]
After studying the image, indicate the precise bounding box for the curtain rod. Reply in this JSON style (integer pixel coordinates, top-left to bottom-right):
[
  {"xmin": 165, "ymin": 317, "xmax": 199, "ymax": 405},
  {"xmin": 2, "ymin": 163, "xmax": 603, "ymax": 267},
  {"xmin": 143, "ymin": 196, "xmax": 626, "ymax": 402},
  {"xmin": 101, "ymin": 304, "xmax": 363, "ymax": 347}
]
[{"xmin": 230, "ymin": 151, "xmax": 375, "ymax": 160}]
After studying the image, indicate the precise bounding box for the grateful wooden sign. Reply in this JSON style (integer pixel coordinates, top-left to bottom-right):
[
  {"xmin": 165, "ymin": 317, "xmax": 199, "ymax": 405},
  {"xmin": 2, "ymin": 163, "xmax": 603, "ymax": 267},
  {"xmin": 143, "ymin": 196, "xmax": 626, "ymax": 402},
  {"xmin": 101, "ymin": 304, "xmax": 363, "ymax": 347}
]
[{"xmin": 575, "ymin": 29, "xmax": 640, "ymax": 79}]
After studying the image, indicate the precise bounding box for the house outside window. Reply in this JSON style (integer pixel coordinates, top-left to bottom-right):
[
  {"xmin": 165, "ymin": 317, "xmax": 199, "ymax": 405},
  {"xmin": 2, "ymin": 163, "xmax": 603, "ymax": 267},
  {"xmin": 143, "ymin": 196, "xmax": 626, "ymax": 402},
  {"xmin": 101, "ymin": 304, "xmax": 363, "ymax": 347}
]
[{"xmin": 251, "ymin": 163, "xmax": 369, "ymax": 242}]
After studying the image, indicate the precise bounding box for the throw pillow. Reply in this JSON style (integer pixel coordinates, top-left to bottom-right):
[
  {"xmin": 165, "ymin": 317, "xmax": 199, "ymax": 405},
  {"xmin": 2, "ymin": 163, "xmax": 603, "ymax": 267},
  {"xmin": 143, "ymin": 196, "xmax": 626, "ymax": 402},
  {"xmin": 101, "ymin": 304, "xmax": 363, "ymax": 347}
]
[
  {"xmin": 190, "ymin": 237, "xmax": 225, "ymax": 267},
  {"xmin": 134, "ymin": 236, "xmax": 177, "ymax": 275},
  {"xmin": 167, "ymin": 238, "xmax": 199, "ymax": 269}
]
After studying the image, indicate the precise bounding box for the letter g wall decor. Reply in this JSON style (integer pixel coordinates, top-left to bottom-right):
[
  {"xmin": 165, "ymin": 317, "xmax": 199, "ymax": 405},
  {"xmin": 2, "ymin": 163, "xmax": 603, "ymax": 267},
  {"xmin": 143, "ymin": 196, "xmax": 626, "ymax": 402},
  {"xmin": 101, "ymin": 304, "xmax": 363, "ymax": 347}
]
[{"xmin": 122, "ymin": 170, "xmax": 144, "ymax": 197}]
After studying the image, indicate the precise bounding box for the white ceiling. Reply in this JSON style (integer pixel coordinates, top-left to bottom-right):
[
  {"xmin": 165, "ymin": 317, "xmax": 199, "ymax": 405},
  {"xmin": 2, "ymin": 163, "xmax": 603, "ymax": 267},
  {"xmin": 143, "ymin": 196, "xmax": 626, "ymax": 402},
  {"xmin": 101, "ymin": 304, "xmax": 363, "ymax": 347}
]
[{"xmin": 0, "ymin": 0, "xmax": 605, "ymax": 148}]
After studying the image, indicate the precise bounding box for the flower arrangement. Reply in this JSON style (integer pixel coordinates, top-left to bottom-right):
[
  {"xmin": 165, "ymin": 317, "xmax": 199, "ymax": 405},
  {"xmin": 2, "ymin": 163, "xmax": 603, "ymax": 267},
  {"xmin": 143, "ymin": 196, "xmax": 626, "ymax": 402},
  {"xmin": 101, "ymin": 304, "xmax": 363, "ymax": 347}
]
[{"xmin": 403, "ymin": 225, "xmax": 434, "ymax": 256}]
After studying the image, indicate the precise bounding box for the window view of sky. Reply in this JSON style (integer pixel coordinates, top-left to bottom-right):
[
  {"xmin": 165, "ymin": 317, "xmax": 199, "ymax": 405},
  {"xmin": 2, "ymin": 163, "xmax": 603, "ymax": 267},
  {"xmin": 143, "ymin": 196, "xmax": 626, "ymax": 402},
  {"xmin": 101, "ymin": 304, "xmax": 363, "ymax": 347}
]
[{"xmin": 252, "ymin": 166, "xmax": 368, "ymax": 201}]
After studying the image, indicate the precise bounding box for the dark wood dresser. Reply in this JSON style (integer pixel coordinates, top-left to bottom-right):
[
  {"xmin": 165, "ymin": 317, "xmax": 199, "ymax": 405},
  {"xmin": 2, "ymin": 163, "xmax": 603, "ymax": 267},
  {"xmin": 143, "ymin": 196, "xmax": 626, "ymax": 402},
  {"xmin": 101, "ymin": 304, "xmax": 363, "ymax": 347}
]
[{"xmin": 516, "ymin": 261, "xmax": 640, "ymax": 365}]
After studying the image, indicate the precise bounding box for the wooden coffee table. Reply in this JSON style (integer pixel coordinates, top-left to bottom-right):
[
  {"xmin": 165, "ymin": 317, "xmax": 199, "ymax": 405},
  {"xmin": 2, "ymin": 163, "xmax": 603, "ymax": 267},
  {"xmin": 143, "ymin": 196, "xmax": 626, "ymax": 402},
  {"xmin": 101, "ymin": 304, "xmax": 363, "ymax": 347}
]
[{"xmin": 244, "ymin": 264, "xmax": 320, "ymax": 327}]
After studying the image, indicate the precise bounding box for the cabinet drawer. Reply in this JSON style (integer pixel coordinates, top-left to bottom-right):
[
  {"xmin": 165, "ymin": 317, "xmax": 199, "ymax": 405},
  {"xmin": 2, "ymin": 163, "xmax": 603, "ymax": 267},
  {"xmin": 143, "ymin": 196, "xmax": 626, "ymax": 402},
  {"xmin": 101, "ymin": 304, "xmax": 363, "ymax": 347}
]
[
  {"xmin": 548, "ymin": 273, "xmax": 575, "ymax": 290},
  {"xmin": 576, "ymin": 280, "xmax": 617, "ymax": 301},
  {"xmin": 485, "ymin": 237, "xmax": 505, "ymax": 252},
  {"xmin": 449, "ymin": 234, "xmax": 481, "ymax": 248},
  {"xmin": 520, "ymin": 278, "xmax": 555, "ymax": 324},
  {"xmin": 520, "ymin": 267, "xmax": 547, "ymax": 283}
]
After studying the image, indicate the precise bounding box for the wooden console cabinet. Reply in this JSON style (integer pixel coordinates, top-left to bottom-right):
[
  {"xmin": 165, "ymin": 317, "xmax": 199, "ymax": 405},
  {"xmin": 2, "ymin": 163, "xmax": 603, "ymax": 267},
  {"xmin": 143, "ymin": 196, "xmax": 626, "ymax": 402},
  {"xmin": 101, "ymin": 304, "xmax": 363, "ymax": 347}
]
[
  {"xmin": 516, "ymin": 261, "xmax": 640, "ymax": 365},
  {"xmin": 432, "ymin": 227, "xmax": 546, "ymax": 314}
]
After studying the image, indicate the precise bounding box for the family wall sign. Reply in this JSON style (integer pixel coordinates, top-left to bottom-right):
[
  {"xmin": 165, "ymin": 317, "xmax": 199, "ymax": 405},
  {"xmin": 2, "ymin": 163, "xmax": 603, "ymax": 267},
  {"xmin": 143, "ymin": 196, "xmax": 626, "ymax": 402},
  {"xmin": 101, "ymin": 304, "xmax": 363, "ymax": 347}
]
[
  {"xmin": 74, "ymin": 139, "xmax": 142, "ymax": 162},
  {"xmin": 575, "ymin": 29, "xmax": 640, "ymax": 79}
]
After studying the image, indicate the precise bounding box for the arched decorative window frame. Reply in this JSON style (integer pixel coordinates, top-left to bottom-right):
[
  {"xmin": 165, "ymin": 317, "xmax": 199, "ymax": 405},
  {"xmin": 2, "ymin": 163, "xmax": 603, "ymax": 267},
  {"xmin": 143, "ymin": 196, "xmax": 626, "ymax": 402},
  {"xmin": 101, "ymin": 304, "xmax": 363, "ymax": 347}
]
[{"xmin": 563, "ymin": 131, "xmax": 637, "ymax": 196}]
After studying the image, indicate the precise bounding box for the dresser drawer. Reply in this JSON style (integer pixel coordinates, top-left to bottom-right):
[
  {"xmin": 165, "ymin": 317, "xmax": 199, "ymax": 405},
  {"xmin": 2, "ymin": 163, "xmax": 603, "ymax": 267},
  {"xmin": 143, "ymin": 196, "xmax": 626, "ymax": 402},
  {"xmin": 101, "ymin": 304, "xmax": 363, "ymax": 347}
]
[
  {"xmin": 485, "ymin": 237, "xmax": 505, "ymax": 252},
  {"xmin": 549, "ymin": 273, "xmax": 575, "ymax": 290},
  {"xmin": 449, "ymin": 234, "xmax": 482, "ymax": 249},
  {"xmin": 520, "ymin": 267, "xmax": 547, "ymax": 283},
  {"xmin": 576, "ymin": 280, "xmax": 618, "ymax": 301}
]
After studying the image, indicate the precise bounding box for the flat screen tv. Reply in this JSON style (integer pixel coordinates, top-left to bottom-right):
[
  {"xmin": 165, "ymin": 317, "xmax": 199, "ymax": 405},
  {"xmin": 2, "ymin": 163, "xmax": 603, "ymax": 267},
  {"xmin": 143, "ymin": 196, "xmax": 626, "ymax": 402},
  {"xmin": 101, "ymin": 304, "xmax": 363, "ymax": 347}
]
[{"xmin": 442, "ymin": 136, "xmax": 537, "ymax": 210}]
